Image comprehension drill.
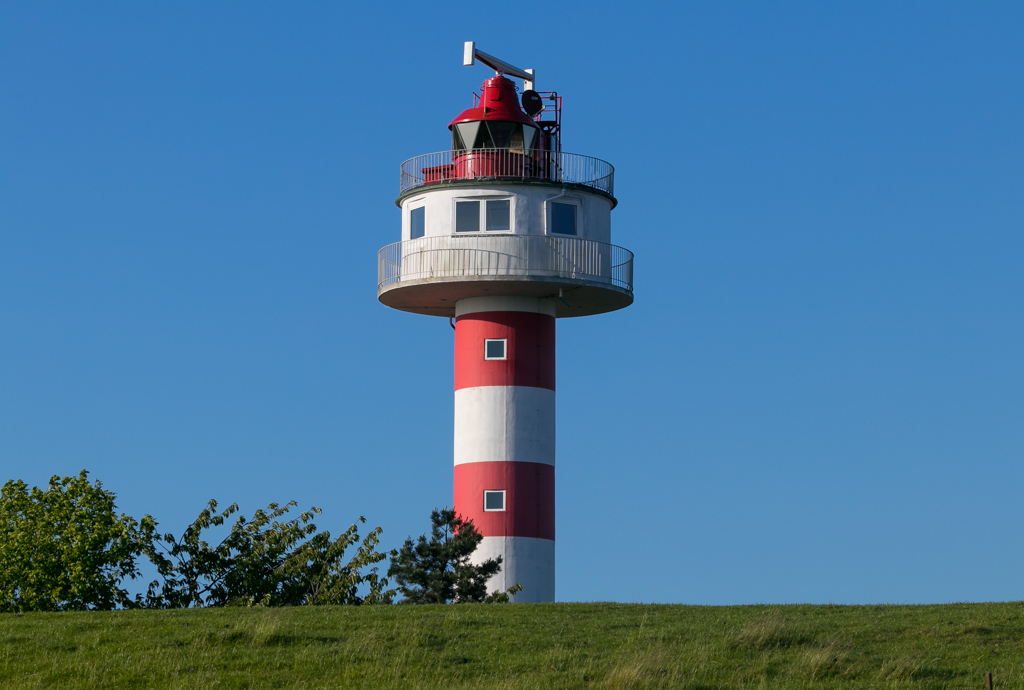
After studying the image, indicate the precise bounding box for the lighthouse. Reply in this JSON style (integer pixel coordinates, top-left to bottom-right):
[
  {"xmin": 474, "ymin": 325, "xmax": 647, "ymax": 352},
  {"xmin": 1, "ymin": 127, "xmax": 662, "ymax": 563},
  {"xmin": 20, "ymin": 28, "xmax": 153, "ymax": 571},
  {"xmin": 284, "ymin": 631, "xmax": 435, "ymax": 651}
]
[{"xmin": 377, "ymin": 43, "xmax": 633, "ymax": 602}]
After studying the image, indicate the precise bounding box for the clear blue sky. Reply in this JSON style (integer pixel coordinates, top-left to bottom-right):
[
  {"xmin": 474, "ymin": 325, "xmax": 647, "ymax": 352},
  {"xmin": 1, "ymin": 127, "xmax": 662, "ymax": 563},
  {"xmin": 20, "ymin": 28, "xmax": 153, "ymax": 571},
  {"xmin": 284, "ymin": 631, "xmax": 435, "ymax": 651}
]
[{"xmin": 2, "ymin": 2, "xmax": 1022, "ymax": 604}]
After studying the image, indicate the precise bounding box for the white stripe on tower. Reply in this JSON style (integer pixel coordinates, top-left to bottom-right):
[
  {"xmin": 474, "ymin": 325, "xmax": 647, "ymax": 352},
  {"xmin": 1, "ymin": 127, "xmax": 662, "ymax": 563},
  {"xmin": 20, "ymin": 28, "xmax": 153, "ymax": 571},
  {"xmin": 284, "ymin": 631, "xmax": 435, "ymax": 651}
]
[{"xmin": 453, "ymin": 295, "xmax": 556, "ymax": 603}]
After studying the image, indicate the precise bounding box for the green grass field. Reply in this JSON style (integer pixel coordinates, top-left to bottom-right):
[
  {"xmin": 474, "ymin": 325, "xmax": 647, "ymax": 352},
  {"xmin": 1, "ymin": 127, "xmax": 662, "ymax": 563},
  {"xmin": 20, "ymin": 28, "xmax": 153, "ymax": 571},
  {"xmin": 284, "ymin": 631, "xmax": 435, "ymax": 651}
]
[{"xmin": 2, "ymin": 602, "xmax": 1022, "ymax": 689}]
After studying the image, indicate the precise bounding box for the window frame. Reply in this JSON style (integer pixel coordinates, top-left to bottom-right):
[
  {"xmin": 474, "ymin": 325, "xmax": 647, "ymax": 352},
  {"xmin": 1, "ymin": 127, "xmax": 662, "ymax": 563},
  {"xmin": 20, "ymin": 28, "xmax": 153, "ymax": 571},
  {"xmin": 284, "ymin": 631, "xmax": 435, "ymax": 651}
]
[
  {"xmin": 452, "ymin": 195, "xmax": 516, "ymax": 235},
  {"xmin": 484, "ymin": 338, "xmax": 507, "ymax": 360},
  {"xmin": 545, "ymin": 196, "xmax": 582, "ymax": 237},
  {"xmin": 483, "ymin": 490, "xmax": 506, "ymax": 512}
]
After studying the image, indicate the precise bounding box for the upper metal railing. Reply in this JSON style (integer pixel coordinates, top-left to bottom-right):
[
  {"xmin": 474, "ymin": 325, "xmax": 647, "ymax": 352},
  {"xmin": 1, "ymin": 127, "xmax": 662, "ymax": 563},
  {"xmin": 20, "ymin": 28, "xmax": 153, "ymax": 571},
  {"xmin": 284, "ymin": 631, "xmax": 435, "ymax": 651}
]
[
  {"xmin": 378, "ymin": 235, "xmax": 633, "ymax": 293},
  {"xmin": 399, "ymin": 150, "xmax": 614, "ymax": 197}
]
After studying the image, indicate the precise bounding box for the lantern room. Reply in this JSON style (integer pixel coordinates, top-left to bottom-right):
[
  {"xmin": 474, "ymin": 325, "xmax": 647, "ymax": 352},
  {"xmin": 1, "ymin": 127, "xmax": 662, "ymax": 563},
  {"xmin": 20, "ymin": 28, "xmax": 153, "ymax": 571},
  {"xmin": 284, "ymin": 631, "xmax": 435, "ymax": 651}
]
[{"xmin": 449, "ymin": 76, "xmax": 544, "ymax": 154}]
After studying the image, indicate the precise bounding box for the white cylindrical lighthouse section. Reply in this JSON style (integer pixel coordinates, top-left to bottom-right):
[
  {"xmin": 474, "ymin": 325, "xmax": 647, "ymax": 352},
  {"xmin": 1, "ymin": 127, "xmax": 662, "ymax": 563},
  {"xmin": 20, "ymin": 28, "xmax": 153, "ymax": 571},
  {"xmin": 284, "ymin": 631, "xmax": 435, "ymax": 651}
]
[
  {"xmin": 453, "ymin": 295, "xmax": 556, "ymax": 603},
  {"xmin": 401, "ymin": 185, "xmax": 612, "ymax": 243}
]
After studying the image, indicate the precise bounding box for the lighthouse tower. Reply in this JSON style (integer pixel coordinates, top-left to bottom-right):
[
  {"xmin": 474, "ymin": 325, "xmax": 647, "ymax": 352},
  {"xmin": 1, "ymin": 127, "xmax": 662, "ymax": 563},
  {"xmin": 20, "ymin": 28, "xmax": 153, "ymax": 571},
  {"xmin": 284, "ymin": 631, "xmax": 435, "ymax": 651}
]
[{"xmin": 377, "ymin": 43, "xmax": 633, "ymax": 603}]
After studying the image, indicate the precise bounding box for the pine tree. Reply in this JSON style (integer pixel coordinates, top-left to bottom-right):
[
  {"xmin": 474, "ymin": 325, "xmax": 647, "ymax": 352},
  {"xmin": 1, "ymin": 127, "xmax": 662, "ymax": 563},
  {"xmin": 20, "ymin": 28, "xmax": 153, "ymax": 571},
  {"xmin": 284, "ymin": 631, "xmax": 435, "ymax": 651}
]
[{"xmin": 388, "ymin": 508, "xmax": 519, "ymax": 603}]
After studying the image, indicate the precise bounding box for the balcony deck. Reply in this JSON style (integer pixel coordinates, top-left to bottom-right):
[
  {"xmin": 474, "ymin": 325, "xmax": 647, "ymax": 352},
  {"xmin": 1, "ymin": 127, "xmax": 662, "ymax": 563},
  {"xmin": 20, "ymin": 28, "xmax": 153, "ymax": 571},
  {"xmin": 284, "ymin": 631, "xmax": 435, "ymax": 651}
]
[{"xmin": 377, "ymin": 235, "xmax": 633, "ymax": 318}]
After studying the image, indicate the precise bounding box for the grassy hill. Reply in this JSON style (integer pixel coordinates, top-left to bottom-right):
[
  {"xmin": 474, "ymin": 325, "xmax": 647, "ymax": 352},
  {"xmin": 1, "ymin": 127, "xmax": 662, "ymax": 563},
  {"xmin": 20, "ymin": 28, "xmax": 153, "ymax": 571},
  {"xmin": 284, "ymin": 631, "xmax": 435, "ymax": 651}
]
[{"xmin": 2, "ymin": 602, "xmax": 1022, "ymax": 689}]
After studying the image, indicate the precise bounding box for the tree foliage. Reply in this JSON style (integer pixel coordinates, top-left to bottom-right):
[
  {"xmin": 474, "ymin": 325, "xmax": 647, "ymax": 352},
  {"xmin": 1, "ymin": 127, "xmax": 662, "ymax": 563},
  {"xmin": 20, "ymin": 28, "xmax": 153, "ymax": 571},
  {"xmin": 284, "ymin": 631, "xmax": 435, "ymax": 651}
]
[
  {"xmin": 143, "ymin": 499, "xmax": 392, "ymax": 608},
  {"xmin": 0, "ymin": 471, "xmax": 155, "ymax": 612},
  {"xmin": 1, "ymin": 471, "xmax": 519, "ymax": 610},
  {"xmin": 388, "ymin": 508, "xmax": 520, "ymax": 604}
]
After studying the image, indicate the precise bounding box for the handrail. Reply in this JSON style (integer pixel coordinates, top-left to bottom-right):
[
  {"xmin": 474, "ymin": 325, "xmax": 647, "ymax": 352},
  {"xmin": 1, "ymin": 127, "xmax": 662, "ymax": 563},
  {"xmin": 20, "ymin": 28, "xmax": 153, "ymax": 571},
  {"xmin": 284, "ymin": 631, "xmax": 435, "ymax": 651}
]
[
  {"xmin": 399, "ymin": 150, "xmax": 614, "ymax": 197},
  {"xmin": 378, "ymin": 235, "xmax": 633, "ymax": 293}
]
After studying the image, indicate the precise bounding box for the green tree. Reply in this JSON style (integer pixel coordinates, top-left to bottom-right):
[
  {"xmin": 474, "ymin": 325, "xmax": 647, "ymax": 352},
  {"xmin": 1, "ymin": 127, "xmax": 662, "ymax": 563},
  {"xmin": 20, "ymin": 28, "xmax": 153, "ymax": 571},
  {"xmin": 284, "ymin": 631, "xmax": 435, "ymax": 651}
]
[
  {"xmin": 0, "ymin": 471, "xmax": 155, "ymax": 612},
  {"xmin": 143, "ymin": 499, "xmax": 392, "ymax": 607},
  {"xmin": 388, "ymin": 508, "xmax": 521, "ymax": 604}
]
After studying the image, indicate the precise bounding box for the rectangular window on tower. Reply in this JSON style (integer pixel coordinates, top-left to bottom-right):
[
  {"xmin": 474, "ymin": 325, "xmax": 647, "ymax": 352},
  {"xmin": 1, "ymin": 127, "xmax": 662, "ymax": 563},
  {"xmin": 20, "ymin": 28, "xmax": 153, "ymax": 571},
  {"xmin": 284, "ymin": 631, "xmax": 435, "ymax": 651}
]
[
  {"xmin": 453, "ymin": 197, "xmax": 513, "ymax": 234},
  {"xmin": 485, "ymin": 199, "xmax": 510, "ymax": 231},
  {"xmin": 484, "ymin": 339, "xmax": 506, "ymax": 360},
  {"xmin": 484, "ymin": 490, "xmax": 506, "ymax": 512},
  {"xmin": 410, "ymin": 206, "xmax": 425, "ymax": 239},
  {"xmin": 455, "ymin": 201, "xmax": 480, "ymax": 233},
  {"xmin": 550, "ymin": 201, "xmax": 578, "ymax": 235}
]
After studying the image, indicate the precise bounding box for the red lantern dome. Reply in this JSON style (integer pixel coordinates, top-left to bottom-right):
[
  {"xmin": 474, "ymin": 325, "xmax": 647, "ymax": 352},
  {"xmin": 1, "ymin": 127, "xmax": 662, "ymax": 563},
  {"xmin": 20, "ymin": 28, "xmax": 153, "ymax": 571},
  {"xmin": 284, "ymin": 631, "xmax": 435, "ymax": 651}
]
[{"xmin": 448, "ymin": 76, "xmax": 541, "ymax": 153}]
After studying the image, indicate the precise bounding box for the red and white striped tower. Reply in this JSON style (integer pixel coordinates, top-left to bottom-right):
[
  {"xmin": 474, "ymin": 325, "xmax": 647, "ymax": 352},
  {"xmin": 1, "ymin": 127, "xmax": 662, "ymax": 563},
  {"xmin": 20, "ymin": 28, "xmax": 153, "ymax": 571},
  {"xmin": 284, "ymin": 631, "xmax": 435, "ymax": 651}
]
[{"xmin": 377, "ymin": 44, "xmax": 633, "ymax": 602}]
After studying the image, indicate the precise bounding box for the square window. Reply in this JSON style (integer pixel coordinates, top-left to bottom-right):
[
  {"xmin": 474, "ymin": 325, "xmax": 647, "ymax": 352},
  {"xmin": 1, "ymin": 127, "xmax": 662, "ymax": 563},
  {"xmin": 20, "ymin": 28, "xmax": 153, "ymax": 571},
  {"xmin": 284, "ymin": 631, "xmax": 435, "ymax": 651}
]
[
  {"xmin": 484, "ymin": 490, "xmax": 505, "ymax": 511},
  {"xmin": 551, "ymin": 202, "xmax": 577, "ymax": 235},
  {"xmin": 455, "ymin": 200, "xmax": 480, "ymax": 232},
  {"xmin": 484, "ymin": 339, "xmax": 506, "ymax": 360},
  {"xmin": 485, "ymin": 199, "xmax": 510, "ymax": 231},
  {"xmin": 410, "ymin": 207, "xmax": 425, "ymax": 239}
]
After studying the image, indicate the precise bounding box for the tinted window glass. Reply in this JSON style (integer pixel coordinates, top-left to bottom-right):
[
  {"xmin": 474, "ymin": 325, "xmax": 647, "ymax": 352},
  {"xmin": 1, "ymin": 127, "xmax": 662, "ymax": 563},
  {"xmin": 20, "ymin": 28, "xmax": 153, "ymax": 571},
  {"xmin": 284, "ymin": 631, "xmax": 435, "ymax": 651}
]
[
  {"xmin": 508, "ymin": 125, "xmax": 524, "ymax": 153},
  {"xmin": 485, "ymin": 339, "xmax": 506, "ymax": 359},
  {"xmin": 487, "ymin": 122, "xmax": 516, "ymax": 149},
  {"xmin": 522, "ymin": 126, "xmax": 537, "ymax": 152},
  {"xmin": 410, "ymin": 207, "xmax": 425, "ymax": 239},
  {"xmin": 484, "ymin": 491, "xmax": 505, "ymax": 511},
  {"xmin": 451, "ymin": 127, "xmax": 465, "ymax": 151},
  {"xmin": 456, "ymin": 201, "xmax": 480, "ymax": 232},
  {"xmin": 474, "ymin": 123, "xmax": 494, "ymax": 149},
  {"xmin": 455, "ymin": 123, "xmax": 481, "ymax": 151},
  {"xmin": 486, "ymin": 199, "xmax": 510, "ymax": 231},
  {"xmin": 551, "ymin": 202, "xmax": 577, "ymax": 235}
]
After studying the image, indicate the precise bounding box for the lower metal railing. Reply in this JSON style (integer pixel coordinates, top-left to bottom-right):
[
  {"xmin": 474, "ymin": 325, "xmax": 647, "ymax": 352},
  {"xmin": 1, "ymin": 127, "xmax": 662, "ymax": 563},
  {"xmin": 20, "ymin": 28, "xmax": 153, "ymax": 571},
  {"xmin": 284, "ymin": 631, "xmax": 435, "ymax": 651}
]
[{"xmin": 378, "ymin": 235, "xmax": 633, "ymax": 293}]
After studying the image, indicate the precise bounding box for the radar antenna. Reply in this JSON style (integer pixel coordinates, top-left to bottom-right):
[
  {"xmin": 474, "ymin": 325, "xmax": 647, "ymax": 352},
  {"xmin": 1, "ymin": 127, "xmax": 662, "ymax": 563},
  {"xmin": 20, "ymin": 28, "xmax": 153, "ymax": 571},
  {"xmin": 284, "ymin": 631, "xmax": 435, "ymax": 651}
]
[{"xmin": 463, "ymin": 41, "xmax": 535, "ymax": 91}]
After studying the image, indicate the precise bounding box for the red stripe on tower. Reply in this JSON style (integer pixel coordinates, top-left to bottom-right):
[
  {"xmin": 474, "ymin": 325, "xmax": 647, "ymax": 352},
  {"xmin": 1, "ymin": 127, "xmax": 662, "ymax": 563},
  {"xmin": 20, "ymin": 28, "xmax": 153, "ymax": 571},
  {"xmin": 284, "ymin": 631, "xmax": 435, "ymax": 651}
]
[
  {"xmin": 453, "ymin": 461, "xmax": 555, "ymax": 540},
  {"xmin": 454, "ymin": 311, "xmax": 555, "ymax": 391}
]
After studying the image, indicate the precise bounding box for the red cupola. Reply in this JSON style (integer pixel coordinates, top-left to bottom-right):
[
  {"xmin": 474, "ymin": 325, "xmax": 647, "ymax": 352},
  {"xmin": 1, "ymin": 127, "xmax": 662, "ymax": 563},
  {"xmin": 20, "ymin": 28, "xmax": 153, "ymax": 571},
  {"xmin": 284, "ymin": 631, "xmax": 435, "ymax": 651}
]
[
  {"xmin": 451, "ymin": 76, "xmax": 536, "ymax": 127},
  {"xmin": 449, "ymin": 77, "xmax": 541, "ymax": 153}
]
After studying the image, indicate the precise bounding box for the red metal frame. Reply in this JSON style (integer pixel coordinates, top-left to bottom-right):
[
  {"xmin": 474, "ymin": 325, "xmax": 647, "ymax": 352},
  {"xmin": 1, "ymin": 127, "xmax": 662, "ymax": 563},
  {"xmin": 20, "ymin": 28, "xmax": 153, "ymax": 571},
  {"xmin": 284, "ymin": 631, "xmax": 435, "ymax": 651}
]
[{"xmin": 532, "ymin": 91, "xmax": 561, "ymax": 153}]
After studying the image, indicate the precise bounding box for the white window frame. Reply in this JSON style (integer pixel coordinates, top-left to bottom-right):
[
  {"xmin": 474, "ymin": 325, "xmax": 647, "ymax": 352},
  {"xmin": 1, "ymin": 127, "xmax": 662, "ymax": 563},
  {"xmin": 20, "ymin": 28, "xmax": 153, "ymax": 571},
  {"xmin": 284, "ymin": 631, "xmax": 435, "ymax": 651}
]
[
  {"xmin": 452, "ymin": 196, "xmax": 515, "ymax": 235},
  {"xmin": 545, "ymin": 196, "xmax": 582, "ymax": 237},
  {"xmin": 484, "ymin": 338, "xmax": 507, "ymax": 360},
  {"xmin": 483, "ymin": 490, "xmax": 506, "ymax": 512}
]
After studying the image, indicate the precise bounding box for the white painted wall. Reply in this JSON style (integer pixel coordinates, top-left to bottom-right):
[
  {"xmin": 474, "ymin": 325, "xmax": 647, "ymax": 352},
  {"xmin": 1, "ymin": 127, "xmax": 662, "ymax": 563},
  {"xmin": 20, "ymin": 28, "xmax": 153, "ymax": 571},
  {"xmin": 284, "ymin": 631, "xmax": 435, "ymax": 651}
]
[
  {"xmin": 454, "ymin": 386, "xmax": 555, "ymax": 466},
  {"xmin": 456, "ymin": 295, "xmax": 557, "ymax": 317},
  {"xmin": 401, "ymin": 184, "xmax": 613, "ymax": 244},
  {"xmin": 473, "ymin": 536, "xmax": 555, "ymax": 603}
]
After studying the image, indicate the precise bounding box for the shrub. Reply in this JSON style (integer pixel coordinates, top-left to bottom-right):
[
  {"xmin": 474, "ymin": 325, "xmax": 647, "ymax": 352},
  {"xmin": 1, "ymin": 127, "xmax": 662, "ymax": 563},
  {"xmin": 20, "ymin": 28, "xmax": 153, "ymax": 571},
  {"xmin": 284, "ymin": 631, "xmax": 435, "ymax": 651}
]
[{"xmin": 0, "ymin": 470, "xmax": 154, "ymax": 612}]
